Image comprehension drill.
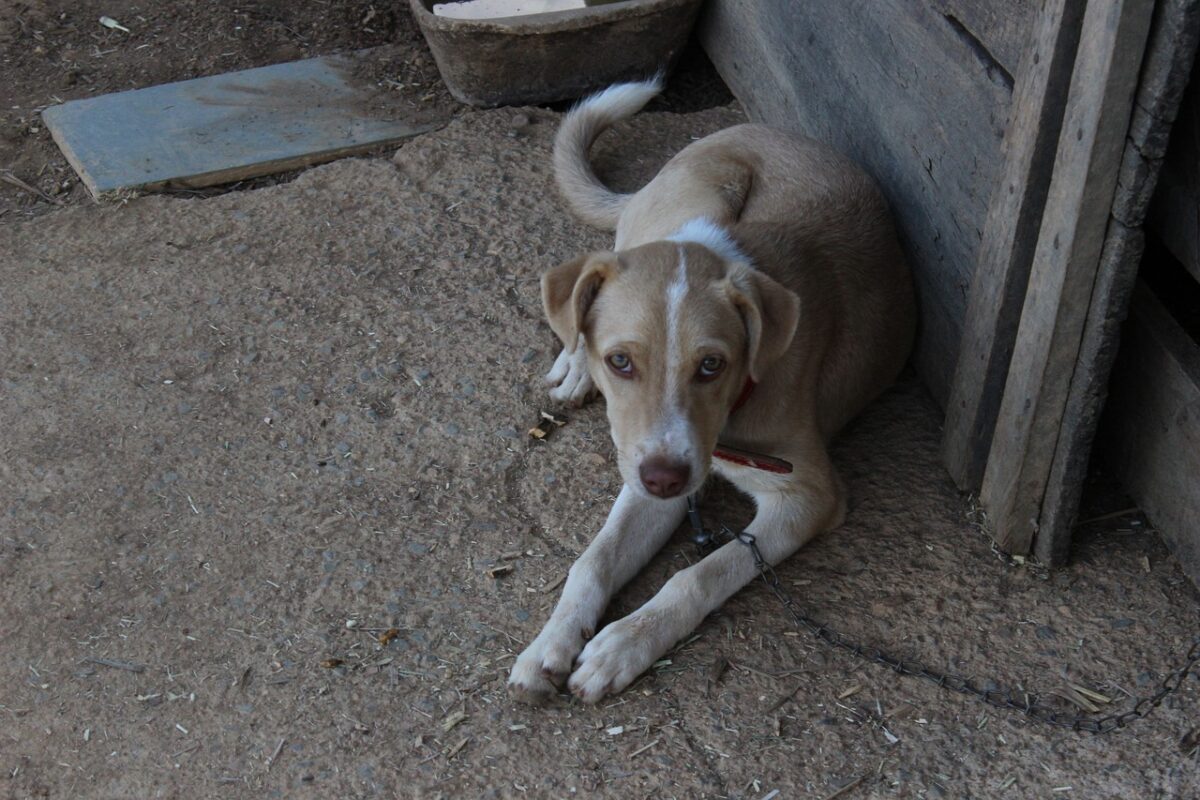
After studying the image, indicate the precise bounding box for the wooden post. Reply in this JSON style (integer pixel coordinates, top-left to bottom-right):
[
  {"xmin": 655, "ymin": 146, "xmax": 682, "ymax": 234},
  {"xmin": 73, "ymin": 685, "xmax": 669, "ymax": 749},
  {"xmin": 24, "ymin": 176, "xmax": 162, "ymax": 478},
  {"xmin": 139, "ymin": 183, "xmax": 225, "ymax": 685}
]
[
  {"xmin": 979, "ymin": 0, "xmax": 1154, "ymax": 554},
  {"xmin": 1034, "ymin": 0, "xmax": 1200, "ymax": 565},
  {"xmin": 941, "ymin": 0, "xmax": 1085, "ymax": 491}
]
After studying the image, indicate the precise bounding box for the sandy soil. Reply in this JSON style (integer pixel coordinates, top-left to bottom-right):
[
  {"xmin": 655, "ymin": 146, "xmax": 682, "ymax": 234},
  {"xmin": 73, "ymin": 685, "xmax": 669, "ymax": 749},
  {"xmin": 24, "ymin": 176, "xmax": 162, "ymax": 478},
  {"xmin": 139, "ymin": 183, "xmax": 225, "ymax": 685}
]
[{"xmin": 2, "ymin": 90, "xmax": 1199, "ymax": 798}]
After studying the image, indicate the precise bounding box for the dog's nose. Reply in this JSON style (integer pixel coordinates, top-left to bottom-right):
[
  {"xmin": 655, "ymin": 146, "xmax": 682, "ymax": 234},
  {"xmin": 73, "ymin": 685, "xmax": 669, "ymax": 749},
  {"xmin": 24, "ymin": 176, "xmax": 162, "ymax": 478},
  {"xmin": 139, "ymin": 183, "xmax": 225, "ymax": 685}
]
[{"xmin": 639, "ymin": 458, "xmax": 691, "ymax": 498}]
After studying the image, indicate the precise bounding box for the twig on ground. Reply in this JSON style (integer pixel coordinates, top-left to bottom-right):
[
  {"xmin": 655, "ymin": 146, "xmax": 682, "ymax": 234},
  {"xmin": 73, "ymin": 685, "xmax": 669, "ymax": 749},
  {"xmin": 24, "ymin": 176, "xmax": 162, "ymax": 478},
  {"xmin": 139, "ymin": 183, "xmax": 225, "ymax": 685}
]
[
  {"xmin": 821, "ymin": 774, "xmax": 866, "ymax": 800},
  {"xmin": 628, "ymin": 738, "xmax": 660, "ymax": 758},
  {"xmin": 540, "ymin": 574, "xmax": 566, "ymax": 594},
  {"xmin": 266, "ymin": 737, "xmax": 285, "ymax": 770},
  {"xmin": 1073, "ymin": 507, "xmax": 1139, "ymax": 527},
  {"xmin": 441, "ymin": 710, "xmax": 466, "ymax": 734},
  {"xmin": 0, "ymin": 171, "xmax": 63, "ymax": 205},
  {"xmin": 83, "ymin": 656, "xmax": 145, "ymax": 673},
  {"xmin": 446, "ymin": 737, "xmax": 469, "ymax": 759}
]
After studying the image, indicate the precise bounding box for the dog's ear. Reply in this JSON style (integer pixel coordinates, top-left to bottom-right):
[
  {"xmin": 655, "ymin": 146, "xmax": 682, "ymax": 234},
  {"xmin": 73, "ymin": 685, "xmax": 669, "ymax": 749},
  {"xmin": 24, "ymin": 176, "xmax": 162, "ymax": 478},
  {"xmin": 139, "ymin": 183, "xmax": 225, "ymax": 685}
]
[
  {"xmin": 541, "ymin": 252, "xmax": 621, "ymax": 352},
  {"xmin": 726, "ymin": 265, "xmax": 800, "ymax": 381}
]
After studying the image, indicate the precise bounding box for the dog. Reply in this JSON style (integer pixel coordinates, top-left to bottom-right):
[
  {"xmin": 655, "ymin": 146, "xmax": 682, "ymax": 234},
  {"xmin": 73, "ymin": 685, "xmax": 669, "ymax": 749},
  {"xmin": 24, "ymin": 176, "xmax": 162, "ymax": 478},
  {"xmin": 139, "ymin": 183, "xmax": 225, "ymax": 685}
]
[{"xmin": 508, "ymin": 78, "xmax": 916, "ymax": 704}]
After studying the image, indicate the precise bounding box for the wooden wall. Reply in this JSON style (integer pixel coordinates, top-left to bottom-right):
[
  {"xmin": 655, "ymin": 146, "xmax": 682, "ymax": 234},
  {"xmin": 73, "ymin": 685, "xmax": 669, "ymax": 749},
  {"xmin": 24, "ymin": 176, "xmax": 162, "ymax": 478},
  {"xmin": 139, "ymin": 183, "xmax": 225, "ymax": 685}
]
[
  {"xmin": 1149, "ymin": 55, "xmax": 1200, "ymax": 284},
  {"xmin": 1100, "ymin": 283, "xmax": 1200, "ymax": 586},
  {"xmin": 699, "ymin": 0, "xmax": 1035, "ymax": 403},
  {"xmin": 1103, "ymin": 40, "xmax": 1200, "ymax": 586}
]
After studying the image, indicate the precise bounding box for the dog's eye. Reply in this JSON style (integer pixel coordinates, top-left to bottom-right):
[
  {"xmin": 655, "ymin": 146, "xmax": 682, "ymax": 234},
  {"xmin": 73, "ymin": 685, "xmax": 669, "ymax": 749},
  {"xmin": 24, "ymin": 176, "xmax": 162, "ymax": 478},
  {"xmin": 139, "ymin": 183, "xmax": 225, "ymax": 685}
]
[
  {"xmin": 606, "ymin": 353, "xmax": 634, "ymax": 377},
  {"xmin": 697, "ymin": 356, "xmax": 725, "ymax": 381}
]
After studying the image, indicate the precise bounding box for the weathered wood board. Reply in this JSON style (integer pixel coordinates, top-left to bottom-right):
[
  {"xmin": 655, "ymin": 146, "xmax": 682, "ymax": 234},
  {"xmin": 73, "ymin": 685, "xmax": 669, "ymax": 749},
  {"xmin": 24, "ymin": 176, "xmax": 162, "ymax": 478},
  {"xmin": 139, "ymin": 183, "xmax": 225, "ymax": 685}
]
[
  {"xmin": 1034, "ymin": 0, "xmax": 1200, "ymax": 566},
  {"xmin": 699, "ymin": 0, "xmax": 1034, "ymax": 403},
  {"xmin": 42, "ymin": 55, "xmax": 440, "ymax": 199},
  {"xmin": 1099, "ymin": 282, "xmax": 1200, "ymax": 586},
  {"xmin": 926, "ymin": 0, "xmax": 1037, "ymax": 80},
  {"xmin": 980, "ymin": 0, "xmax": 1155, "ymax": 555},
  {"xmin": 942, "ymin": 0, "xmax": 1086, "ymax": 491}
]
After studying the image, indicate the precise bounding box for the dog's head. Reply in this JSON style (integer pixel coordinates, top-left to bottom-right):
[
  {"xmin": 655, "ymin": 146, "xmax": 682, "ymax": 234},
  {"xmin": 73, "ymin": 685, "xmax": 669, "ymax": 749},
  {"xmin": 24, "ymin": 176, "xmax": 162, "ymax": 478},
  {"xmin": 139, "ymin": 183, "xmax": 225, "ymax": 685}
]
[{"xmin": 542, "ymin": 237, "xmax": 799, "ymax": 499}]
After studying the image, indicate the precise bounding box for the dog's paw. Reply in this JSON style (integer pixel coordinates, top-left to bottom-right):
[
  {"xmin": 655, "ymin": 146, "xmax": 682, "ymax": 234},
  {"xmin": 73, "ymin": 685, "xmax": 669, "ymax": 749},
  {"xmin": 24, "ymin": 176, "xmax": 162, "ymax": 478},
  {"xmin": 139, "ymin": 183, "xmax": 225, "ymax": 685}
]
[
  {"xmin": 568, "ymin": 611, "xmax": 668, "ymax": 703},
  {"xmin": 545, "ymin": 344, "xmax": 596, "ymax": 407},
  {"xmin": 508, "ymin": 620, "xmax": 591, "ymax": 705}
]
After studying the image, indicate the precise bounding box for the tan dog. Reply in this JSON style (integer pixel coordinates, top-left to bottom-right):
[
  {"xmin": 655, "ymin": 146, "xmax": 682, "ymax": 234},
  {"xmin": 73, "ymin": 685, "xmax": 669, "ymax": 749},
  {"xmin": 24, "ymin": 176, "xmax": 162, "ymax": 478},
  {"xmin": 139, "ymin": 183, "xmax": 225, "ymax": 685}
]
[{"xmin": 509, "ymin": 79, "xmax": 916, "ymax": 704}]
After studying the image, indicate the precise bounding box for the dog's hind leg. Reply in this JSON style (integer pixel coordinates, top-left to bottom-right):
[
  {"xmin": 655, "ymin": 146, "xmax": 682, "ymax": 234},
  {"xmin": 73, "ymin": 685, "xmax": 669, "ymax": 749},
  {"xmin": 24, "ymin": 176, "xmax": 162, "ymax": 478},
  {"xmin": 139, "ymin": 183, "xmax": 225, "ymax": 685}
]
[
  {"xmin": 567, "ymin": 459, "xmax": 844, "ymax": 703},
  {"xmin": 508, "ymin": 486, "xmax": 687, "ymax": 704},
  {"xmin": 545, "ymin": 334, "xmax": 596, "ymax": 406}
]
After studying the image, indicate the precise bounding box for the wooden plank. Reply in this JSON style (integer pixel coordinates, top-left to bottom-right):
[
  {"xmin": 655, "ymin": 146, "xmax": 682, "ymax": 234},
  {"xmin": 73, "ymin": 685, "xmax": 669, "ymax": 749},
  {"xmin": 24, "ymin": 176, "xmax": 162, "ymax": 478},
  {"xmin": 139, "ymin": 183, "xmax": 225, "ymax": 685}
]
[
  {"xmin": 1032, "ymin": 221, "xmax": 1144, "ymax": 565},
  {"xmin": 699, "ymin": 0, "xmax": 1020, "ymax": 404},
  {"xmin": 1099, "ymin": 282, "xmax": 1200, "ymax": 586},
  {"xmin": 42, "ymin": 55, "xmax": 442, "ymax": 199},
  {"xmin": 926, "ymin": 0, "xmax": 1038, "ymax": 80},
  {"xmin": 979, "ymin": 0, "xmax": 1154, "ymax": 555},
  {"xmin": 1148, "ymin": 65, "xmax": 1200, "ymax": 285},
  {"xmin": 1035, "ymin": 0, "xmax": 1200, "ymax": 565},
  {"xmin": 941, "ymin": 0, "xmax": 1086, "ymax": 491}
]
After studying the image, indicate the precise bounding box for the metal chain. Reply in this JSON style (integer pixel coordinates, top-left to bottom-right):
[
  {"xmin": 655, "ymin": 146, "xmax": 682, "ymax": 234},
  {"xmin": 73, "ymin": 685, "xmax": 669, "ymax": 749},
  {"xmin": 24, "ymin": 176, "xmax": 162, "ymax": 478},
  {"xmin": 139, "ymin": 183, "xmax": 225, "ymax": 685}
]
[{"xmin": 687, "ymin": 497, "xmax": 1200, "ymax": 733}]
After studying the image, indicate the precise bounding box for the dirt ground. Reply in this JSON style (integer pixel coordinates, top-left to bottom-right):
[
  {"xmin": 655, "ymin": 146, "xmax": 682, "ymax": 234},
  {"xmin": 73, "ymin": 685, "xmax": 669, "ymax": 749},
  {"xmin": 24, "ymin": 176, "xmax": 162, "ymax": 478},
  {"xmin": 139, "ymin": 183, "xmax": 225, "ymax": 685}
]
[
  {"xmin": 2, "ymin": 3, "xmax": 1199, "ymax": 800},
  {"xmin": 0, "ymin": 0, "xmax": 727, "ymax": 217}
]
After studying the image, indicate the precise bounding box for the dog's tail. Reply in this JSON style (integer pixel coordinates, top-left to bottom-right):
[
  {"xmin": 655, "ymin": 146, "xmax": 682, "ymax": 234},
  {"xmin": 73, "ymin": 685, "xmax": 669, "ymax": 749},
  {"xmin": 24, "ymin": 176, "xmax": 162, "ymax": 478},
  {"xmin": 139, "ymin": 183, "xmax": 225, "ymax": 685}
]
[{"xmin": 554, "ymin": 77, "xmax": 663, "ymax": 230}]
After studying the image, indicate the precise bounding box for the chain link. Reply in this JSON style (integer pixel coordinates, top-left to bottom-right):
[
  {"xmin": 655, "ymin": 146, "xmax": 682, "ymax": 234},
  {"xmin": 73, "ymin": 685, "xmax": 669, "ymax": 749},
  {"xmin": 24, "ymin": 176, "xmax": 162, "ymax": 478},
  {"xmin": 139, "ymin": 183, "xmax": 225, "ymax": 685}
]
[{"xmin": 687, "ymin": 497, "xmax": 1200, "ymax": 733}]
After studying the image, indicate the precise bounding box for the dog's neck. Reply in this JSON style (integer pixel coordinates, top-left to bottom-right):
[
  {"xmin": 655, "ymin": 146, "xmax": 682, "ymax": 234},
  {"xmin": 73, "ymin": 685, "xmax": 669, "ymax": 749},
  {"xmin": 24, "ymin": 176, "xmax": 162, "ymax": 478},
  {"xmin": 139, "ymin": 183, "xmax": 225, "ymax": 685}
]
[{"xmin": 713, "ymin": 379, "xmax": 794, "ymax": 474}]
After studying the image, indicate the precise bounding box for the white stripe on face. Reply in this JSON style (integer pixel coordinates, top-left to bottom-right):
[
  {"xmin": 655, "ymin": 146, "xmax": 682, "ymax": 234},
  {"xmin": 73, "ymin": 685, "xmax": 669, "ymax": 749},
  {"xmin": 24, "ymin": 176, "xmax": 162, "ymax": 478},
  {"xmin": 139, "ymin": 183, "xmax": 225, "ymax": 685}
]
[
  {"xmin": 638, "ymin": 245, "xmax": 696, "ymax": 470},
  {"xmin": 665, "ymin": 245, "xmax": 688, "ymax": 401}
]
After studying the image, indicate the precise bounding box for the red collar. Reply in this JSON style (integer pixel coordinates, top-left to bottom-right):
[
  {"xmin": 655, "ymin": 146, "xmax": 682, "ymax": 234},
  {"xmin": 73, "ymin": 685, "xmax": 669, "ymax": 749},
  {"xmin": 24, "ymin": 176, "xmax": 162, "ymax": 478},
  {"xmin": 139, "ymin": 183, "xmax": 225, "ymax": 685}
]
[
  {"xmin": 712, "ymin": 378, "xmax": 794, "ymax": 474},
  {"xmin": 729, "ymin": 378, "xmax": 756, "ymax": 413},
  {"xmin": 712, "ymin": 443, "xmax": 793, "ymax": 474}
]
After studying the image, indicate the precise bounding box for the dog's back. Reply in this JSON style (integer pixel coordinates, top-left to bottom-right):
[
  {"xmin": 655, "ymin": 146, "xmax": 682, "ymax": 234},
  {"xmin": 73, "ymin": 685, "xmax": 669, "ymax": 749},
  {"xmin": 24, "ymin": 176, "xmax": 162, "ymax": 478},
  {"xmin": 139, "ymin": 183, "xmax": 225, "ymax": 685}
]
[{"xmin": 553, "ymin": 81, "xmax": 915, "ymax": 438}]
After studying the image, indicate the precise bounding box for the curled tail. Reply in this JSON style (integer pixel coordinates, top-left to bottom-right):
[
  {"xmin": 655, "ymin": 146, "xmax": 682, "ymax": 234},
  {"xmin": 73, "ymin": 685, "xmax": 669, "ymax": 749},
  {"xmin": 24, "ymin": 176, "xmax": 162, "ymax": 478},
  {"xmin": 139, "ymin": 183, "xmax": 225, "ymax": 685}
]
[{"xmin": 553, "ymin": 77, "xmax": 663, "ymax": 230}]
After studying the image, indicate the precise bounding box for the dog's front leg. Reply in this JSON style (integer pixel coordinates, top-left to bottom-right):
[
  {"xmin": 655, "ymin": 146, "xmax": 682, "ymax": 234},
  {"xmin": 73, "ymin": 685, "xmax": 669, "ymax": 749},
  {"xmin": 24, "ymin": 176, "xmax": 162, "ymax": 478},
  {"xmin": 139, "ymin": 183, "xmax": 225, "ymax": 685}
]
[
  {"xmin": 568, "ymin": 480, "xmax": 843, "ymax": 703},
  {"xmin": 508, "ymin": 486, "xmax": 687, "ymax": 703},
  {"xmin": 545, "ymin": 335, "xmax": 596, "ymax": 406}
]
